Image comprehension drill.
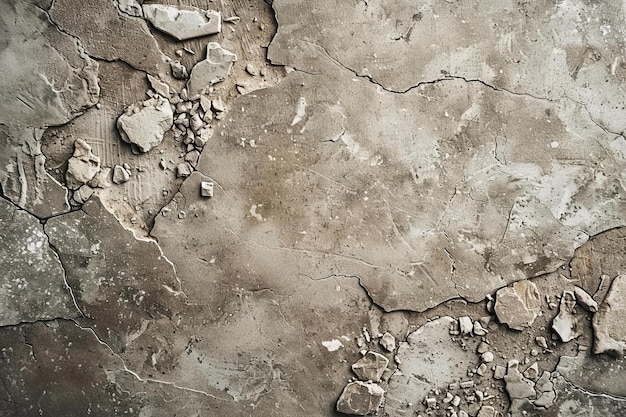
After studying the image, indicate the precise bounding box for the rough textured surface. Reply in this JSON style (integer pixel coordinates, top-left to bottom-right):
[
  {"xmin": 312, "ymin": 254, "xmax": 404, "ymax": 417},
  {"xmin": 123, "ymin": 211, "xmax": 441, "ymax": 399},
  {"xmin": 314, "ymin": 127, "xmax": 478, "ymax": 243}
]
[
  {"xmin": 0, "ymin": 198, "xmax": 76, "ymax": 326},
  {"xmin": 2, "ymin": 0, "xmax": 626, "ymax": 415},
  {"xmin": 143, "ymin": 4, "xmax": 221, "ymax": 41}
]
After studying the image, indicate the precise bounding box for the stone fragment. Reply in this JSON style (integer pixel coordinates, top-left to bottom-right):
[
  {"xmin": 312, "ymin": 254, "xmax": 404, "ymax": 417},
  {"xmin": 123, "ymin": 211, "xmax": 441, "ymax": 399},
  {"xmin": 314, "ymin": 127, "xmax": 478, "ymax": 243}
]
[
  {"xmin": 458, "ymin": 316, "xmax": 473, "ymax": 335},
  {"xmin": 593, "ymin": 275, "xmax": 626, "ymax": 356},
  {"xmin": 533, "ymin": 371, "xmax": 556, "ymax": 408},
  {"xmin": 171, "ymin": 61, "xmax": 189, "ymax": 79},
  {"xmin": 477, "ymin": 342, "xmax": 490, "ymax": 354},
  {"xmin": 476, "ymin": 363, "xmax": 488, "ymax": 376},
  {"xmin": 494, "ymin": 280, "xmax": 541, "ymax": 331},
  {"xmin": 143, "ymin": 4, "xmax": 221, "ymax": 41},
  {"xmin": 481, "ymin": 351, "xmax": 494, "ymax": 363},
  {"xmin": 473, "ymin": 321, "xmax": 487, "ymax": 336},
  {"xmin": 477, "ymin": 406, "xmax": 496, "ymax": 417},
  {"xmin": 245, "ymin": 63, "xmax": 258, "ymax": 76},
  {"xmin": 147, "ymin": 74, "xmax": 171, "ymax": 97},
  {"xmin": 379, "ymin": 332, "xmax": 396, "ymax": 352},
  {"xmin": 336, "ymin": 381, "xmax": 384, "ymax": 415},
  {"xmin": 112, "ymin": 165, "xmax": 130, "ymax": 184},
  {"xmin": 424, "ymin": 397, "xmax": 436, "ymax": 408},
  {"xmin": 176, "ymin": 162, "xmax": 193, "ymax": 178},
  {"xmin": 552, "ymin": 290, "xmax": 583, "ymax": 343},
  {"xmin": 184, "ymin": 150, "xmax": 200, "ymax": 167},
  {"xmin": 574, "ymin": 286, "xmax": 598, "ymax": 312},
  {"xmin": 523, "ymin": 362, "xmax": 539, "ymax": 381},
  {"xmin": 88, "ymin": 167, "xmax": 111, "ymax": 189},
  {"xmin": 351, "ymin": 351, "xmax": 389, "ymax": 382},
  {"xmin": 187, "ymin": 43, "xmax": 237, "ymax": 97},
  {"xmin": 73, "ymin": 185, "xmax": 95, "ymax": 204},
  {"xmin": 494, "ymin": 365, "xmax": 506, "ymax": 379},
  {"xmin": 536, "ymin": 336, "xmax": 548, "ymax": 349},
  {"xmin": 504, "ymin": 359, "xmax": 536, "ymax": 399},
  {"xmin": 65, "ymin": 139, "xmax": 101, "ymax": 189},
  {"xmin": 190, "ymin": 113, "xmax": 203, "ymax": 132},
  {"xmin": 200, "ymin": 181, "xmax": 214, "ymax": 198},
  {"xmin": 117, "ymin": 95, "xmax": 173, "ymax": 153},
  {"xmin": 117, "ymin": 0, "xmax": 143, "ymax": 17}
]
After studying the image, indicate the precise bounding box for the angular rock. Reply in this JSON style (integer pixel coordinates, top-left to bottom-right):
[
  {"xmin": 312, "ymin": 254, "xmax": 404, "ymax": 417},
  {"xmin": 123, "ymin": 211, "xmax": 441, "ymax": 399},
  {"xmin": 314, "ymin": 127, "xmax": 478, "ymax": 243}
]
[
  {"xmin": 143, "ymin": 4, "xmax": 221, "ymax": 41},
  {"xmin": 477, "ymin": 406, "xmax": 496, "ymax": 417},
  {"xmin": 593, "ymin": 275, "xmax": 626, "ymax": 357},
  {"xmin": 200, "ymin": 181, "xmax": 214, "ymax": 197},
  {"xmin": 336, "ymin": 381, "xmax": 385, "ymax": 415},
  {"xmin": 552, "ymin": 290, "xmax": 583, "ymax": 343},
  {"xmin": 0, "ymin": 198, "xmax": 76, "ymax": 326},
  {"xmin": 176, "ymin": 162, "xmax": 193, "ymax": 178},
  {"xmin": 171, "ymin": 61, "xmax": 189, "ymax": 79},
  {"xmin": 494, "ymin": 280, "xmax": 541, "ymax": 331},
  {"xmin": 65, "ymin": 139, "xmax": 101, "ymax": 189},
  {"xmin": 379, "ymin": 332, "xmax": 396, "ymax": 352},
  {"xmin": 117, "ymin": 95, "xmax": 173, "ymax": 153},
  {"xmin": 351, "ymin": 351, "xmax": 389, "ymax": 382},
  {"xmin": 187, "ymin": 42, "xmax": 237, "ymax": 97},
  {"xmin": 458, "ymin": 316, "xmax": 473, "ymax": 335},
  {"xmin": 574, "ymin": 286, "xmax": 598, "ymax": 312},
  {"xmin": 533, "ymin": 371, "xmax": 556, "ymax": 409},
  {"xmin": 73, "ymin": 185, "xmax": 95, "ymax": 204},
  {"xmin": 147, "ymin": 74, "xmax": 171, "ymax": 98},
  {"xmin": 112, "ymin": 165, "xmax": 130, "ymax": 184},
  {"xmin": 504, "ymin": 359, "xmax": 536, "ymax": 399}
]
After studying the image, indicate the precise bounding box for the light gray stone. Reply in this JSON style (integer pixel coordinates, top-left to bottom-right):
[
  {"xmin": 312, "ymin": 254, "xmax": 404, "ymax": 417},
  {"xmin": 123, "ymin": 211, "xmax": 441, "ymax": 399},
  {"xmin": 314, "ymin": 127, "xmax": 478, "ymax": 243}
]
[
  {"xmin": 143, "ymin": 4, "xmax": 221, "ymax": 41},
  {"xmin": 187, "ymin": 43, "xmax": 237, "ymax": 97},
  {"xmin": 552, "ymin": 290, "xmax": 583, "ymax": 342},
  {"xmin": 495, "ymin": 280, "xmax": 541, "ymax": 331},
  {"xmin": 379, "ymin": 332, "xmax": 396, "ymax": 352},
  {"xmin": 117, "ymin": 95, "xmax": 173, "ymax": 153},
  {"xmin": 112, "ymin": 165, "xmax": 130, "ymax": 185},
  {"xmin": 593, "ymin": 275, "xmax": 626, "ymax": 357},
  {"xmin": 336, "ymin": 381, "xmax": 385, "ymax": 415},
  {"xmin": 574, "ymin": 286, "xmax": 598, "ymax": 312},
  {"xmin": 65, "ymin": 139, "xmax": 101, "ymax": 190},
  {"xmin": 351, "ymin": 351, "xmax": 389, "ymax": 382}
]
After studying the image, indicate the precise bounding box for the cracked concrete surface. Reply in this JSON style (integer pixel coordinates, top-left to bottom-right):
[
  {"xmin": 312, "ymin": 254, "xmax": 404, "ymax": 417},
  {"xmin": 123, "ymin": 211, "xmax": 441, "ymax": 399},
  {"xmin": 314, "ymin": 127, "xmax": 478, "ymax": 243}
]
[{"xmin": 1, "ymin": 0, "xmax": 626, "ymax": 416}]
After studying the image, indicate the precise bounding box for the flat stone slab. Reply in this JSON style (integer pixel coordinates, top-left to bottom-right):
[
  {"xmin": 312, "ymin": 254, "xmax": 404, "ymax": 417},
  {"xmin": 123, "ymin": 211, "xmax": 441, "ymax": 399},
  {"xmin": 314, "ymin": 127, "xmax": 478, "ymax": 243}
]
[
  {"xmin": 495, "ymin": 280, "xmax": 541, "ymax": 331},
  {"xmin": 336, "ymin": 381, "xmax": 385, "ymax": 415},
  {"xmin": 143, "ymin": 4, "xmax": 221, "ymax": 41}
]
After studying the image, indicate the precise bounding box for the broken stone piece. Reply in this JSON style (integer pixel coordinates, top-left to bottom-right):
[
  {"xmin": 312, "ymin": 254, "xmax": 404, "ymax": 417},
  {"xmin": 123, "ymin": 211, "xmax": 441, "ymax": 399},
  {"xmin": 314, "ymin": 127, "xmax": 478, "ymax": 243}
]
[
  {"xmin": 533, "ymin": 371, "xmax": 556, "ymax": 409},
  {"xmin": 201, "ymin": 181, "xmax": 214, "ymax": 198},
  {"xmin": 504, "ymin": 359, "xmax": 536, "ymax": 399},
  {"xmin": 143, "ymin": 4, "xmax": 221, "ymax": 41},
  {"xmin": 112, "ymin": 165, "xmax": 131, "ymax": 185},
  {"xmin": 351, "ymin": 351, "xmax": 389, "ymax": 382},
  {"xmin": 552, "ymin": 290, "xmax": 583, "ymax": 343},
  {"xmin": 574, "ymin": 286, "xmax": 598, "ymax": 312},
  {"xmin": 494, "ymin": 280, "xmax": 541, "ymax": 331},
  {"xmin": 494, "ymin": 365, "xmax": 506, "ymax": 380},
  {"xmin": 187, "ymin": 43, "xmax": 237, "ymax": 97},
  {"xmin": 477, "ymin": 406, "xmax": 496, "ymax": 417},
  {"xmin": 171, "ymin": 61, "xmax": 189, "ymax": 79},
  {"xmin": 73, "ymin": 185, "xmax": 95, "ymax": 205},
  {"xmin": 245, "ymin": 63, "xmax": 258, "ymax": 76},
  {"xmin": 336, "ymin": 381, "xmax": 385, "ymax": 415},
  {"xmin": 481, "ymin": 351, "xmax": 494, "ymax": 363},
  {"xmin": 458, "ymin": 316, "xmax": 473, "ymax": 335},
  {"xmin": 147, "ymin": 74, "xmax": 171, "ymax": 97},
  {"xmin": 523, "ymin": 362, "xmax": 539, "ymax": 381},
  {"xmin": 65, "ymin": 139, "xmax": 101, "ymax": 190},
  {"xmin": 379, "ymin": 332, "xmax": 396, "ymax": 352},
  {"xmin": 593, "ymin": 275, "xmax": 626, "ymax": 357},
  {"xmin": 176, "ymin": 162, "xmax": 193, "ymax": 178},
  {"xmin": 117, "ymin": 95, "xmax": 173, "ymax": 153},
  {"xmin": 536, "ymin": 336, "xmax": 548, "ymax": 349}
]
